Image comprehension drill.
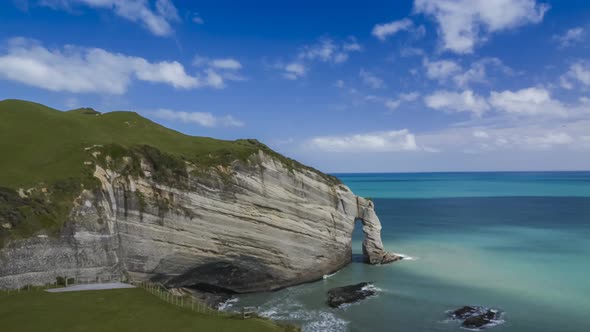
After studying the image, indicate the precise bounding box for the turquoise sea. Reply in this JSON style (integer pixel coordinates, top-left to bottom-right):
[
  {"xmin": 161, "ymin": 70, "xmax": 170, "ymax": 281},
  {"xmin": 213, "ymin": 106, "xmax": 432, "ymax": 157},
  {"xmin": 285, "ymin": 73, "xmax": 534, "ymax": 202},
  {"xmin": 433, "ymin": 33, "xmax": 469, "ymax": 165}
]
[{"xmin": 231, "ymin": 172, "xmax": 590, "ymax": 332}]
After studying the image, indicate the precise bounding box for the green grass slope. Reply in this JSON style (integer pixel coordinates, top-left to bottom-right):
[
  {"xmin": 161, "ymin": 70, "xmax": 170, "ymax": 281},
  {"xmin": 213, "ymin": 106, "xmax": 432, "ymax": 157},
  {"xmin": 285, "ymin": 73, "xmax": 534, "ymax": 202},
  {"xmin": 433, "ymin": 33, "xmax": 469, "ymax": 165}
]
[
  {"xmin": 0, "ymin": 99, "xmax": 338, "ymax": 246},
  {"xmin": 0, "ymin": 288, "xmax": 289, "ymax": 332},
  {"xmin": 0, "ymin": 99, "xmax": 265, "ymax": 188}
]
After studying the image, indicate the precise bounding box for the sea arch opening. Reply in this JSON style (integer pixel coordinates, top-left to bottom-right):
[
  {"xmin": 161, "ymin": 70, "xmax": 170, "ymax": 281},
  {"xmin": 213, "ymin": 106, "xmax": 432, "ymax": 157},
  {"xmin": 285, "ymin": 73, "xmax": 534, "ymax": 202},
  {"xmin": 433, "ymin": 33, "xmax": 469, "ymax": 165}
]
[{"xmin": 352, "ymin": 217, "xmax": 366, "ymax": 263}]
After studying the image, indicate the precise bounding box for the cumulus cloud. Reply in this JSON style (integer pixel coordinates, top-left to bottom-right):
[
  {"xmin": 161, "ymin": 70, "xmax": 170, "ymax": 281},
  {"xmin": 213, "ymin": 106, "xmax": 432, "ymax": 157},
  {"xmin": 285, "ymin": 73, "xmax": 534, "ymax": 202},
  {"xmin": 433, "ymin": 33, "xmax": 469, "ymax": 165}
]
[
  {"xmin": 372, "ymin": 18, "xmax": 424, "ymax": 41},
  {"xmin": 281, "ymin": 62, "xmax": 306, "ymax": 80},
  {"xmin": 192, "ymin": 56, "xmax": 246, "ymax": 84},
  {"xmin": 554, "ymin": 27, "xmax": 584, "ymax": 48},
  {"xmin": 424, "ymin": 57, "xmax": 512, "ymax": 88},
  {"xmin": 454, "ymin": 58, "xmax": 510, "ymax": 88},
  {"xmin": 423, "ymin": 58, "xmax": 461, "ymax": 80},
  {"xmin": 308, "ymin": 130, "xmax": 420, "ymax": 152},
  {"xmin": 209, "ymin": 58, "xmax": 242, "ymax": 70},
  {"xmin": 414, "ymin": 0, "xmax": 549, "ymax": 54},
  {"xmin": 424, "ymin": 90, "xmax": 490, "ymax": 116},
  {"xmin": 418, "ymin": 121, "xmax": 590, "ymax": 153},
  {"xmin": 359, "ymin": 69, "xmax": 385, "ymax": 89},
  {"xmin": 489, "ymin": 87, "xmax": 567, "ymax": 116},
  {"xmin": 152, "ymin": 109, "xmax": 244, "ymax": 127},
  {"xmin": 560, "ymin": 61, "xmax": 590, "ymax": 89},
  {"xmin": 275, "ymin": 37, "xmax": 361, "ymax": 80},
  {"xmin": 425, "ymin": 87, "xmax": 569, "ymax": 117},
  {"xmin": 40, "ymin": 0, "xmax": 180, "ymax": 37},
  {"xmin": 305, "ymin": 120, "xmax": 590, "ymax": 157},
  {"xmin": 0, "ymin": 38, "xmax": 239, "ymax": 94},
  {"xmin": 297, "ymin": 37, "xmax": 362, "ymax": 64},
  {"xmin": 365, "ymin": 92, "xmax": 420, "ymax": 111}
]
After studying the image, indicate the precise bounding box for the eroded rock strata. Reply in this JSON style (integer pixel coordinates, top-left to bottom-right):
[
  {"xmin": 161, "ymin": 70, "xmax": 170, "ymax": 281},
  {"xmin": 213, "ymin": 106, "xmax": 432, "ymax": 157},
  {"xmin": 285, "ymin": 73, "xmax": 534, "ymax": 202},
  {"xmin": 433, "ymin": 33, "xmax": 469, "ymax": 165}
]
[{"xmin": 0, "ymin": 149, "xmax": 400, "ymax": 291}]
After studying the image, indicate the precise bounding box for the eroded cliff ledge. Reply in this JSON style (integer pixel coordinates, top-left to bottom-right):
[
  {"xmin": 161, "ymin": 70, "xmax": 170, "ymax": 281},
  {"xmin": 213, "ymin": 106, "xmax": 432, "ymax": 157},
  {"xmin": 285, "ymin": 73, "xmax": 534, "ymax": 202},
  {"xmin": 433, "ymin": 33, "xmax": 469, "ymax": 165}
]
[{"xmin": 0, "ymin": 147, "xmax": 399, "ymax": 291}]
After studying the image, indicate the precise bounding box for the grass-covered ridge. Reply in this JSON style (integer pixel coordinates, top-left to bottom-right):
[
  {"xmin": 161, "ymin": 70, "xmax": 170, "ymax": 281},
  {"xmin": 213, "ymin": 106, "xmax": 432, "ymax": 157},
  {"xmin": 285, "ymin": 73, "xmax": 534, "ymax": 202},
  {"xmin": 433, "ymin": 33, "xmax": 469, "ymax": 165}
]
[{"xmin": 0, "ymin": 99, "xmax": 339, "ymax": 246}]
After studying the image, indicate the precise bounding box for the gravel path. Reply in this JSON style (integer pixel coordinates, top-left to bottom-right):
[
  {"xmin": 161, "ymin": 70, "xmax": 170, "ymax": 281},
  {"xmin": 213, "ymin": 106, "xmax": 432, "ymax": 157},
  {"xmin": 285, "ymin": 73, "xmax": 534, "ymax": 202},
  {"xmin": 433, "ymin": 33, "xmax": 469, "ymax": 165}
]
[{"xmin": 46, "ymin": 282, "xmax": 136, "ymax": 293}]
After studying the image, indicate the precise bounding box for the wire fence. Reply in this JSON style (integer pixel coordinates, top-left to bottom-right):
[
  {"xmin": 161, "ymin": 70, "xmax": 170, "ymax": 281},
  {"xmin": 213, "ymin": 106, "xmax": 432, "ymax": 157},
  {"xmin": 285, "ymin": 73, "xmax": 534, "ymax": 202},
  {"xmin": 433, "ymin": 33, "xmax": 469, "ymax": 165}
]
[{"xmin": 130, "ymin": 280, "xmax": 238, "ymax": 317}]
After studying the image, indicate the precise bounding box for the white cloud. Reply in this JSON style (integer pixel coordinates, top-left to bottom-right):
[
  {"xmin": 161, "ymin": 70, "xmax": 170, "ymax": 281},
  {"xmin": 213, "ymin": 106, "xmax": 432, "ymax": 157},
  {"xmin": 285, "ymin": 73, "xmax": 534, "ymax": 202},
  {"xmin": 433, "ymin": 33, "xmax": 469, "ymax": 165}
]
[
  {"xmin": 359, "ymin": 69, "xmax": 385, "ymax": 89},
  {"xmin": 452, "ymin": 58, "xmax": 507, "ymax": 88},
  {"xmin": 372, "ymin": 18, "xmax": 416, "ymax": 41},
  {"xmin": 423, "ymin": 58, "xmax": 461, "ymax": 80},
  {"xmin": 424, "ymin": 57, "xmax": 511, "ymax": 88},
  {"xmin": 554, "ymin": 27, "xmax": 584, "ymax": 48},
  {"xmin": 473, "ymin": 130, "xmax": 490, "ymax": 138},
  {"xmin": 305, "ymin": 120, "xmax": 590, "ymax": 158},
  {"xmin": 424, "ymin": 90, "xmax": 490, "ymax": 116},
  {"xmin": 0, "ymin": 38, "xmax": 223, "ymax": 94},
  {"xmin": 282, "ymin": 62, "xmax": 306, "ymax": 80},
  {"xmin": 308, "ymin": 130, "xmax": 420, "ymax": 152},
  {"xmin": 560, "ymin": 61, "xmax": 590, "ymax": 89},
  {"xmin": 191, "ymin": 55, "xmax": 246, "ymax": 85},
  {"xmin": 297, "ymin": 37, "xmax": 361, "ymax": 64},
  {"xmin": 365, "ymin": 92, "xmax": 420, "ymax": 111},
  {"xmin": 489, "ymin": 87, "xmax": 567, "ymax": 116},
  {"xmin": 152, "ymin": 109, "xmax": 244, "ymax": 127},
  {"xmin": 425, "ymin": 87, "xmax": 569, "ymax": 117},
  {"xmin": 192, "ymin": 13, "xmax": 205, "ymax": 24},
  {"xmin": 419, "ymin": 121, "xmax": 590, "ymax": 153},
  {"xmin": 275, "ymin": 37, "xmax": 361, "ymax": 80},
  {"xmin": 414, "ymin": 0, "xmax": 549, "ymax": 54},
  {"xmin": 400, "ymin": 92, "xmax": 420, "ymax": 102},
  {"xmin": 400, "ymin": 47, "xmax": 425, "ymax": 57},
  {"xmin": 40, "ymin": 0, "xmax": 180, "ymax": 37},
  {"xmin": 210, "ymin": 58, "xmax": 242, "ymax": 70}
]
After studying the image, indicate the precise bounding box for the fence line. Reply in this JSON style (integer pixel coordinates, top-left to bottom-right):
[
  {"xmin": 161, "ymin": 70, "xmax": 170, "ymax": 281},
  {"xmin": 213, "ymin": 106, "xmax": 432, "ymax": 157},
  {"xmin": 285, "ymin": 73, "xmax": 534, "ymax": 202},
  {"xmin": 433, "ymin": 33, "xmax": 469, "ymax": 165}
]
[{"xmin": 130, "ymin": 280, "xmax": 238, "ymax": 318}]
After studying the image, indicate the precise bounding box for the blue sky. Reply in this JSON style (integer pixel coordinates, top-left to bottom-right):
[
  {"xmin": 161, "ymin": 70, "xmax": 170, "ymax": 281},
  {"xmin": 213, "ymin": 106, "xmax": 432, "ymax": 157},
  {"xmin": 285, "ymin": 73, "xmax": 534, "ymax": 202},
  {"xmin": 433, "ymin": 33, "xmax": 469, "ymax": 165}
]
[{"xmin": 1, "ymin": 0, "xmax": 590, "ymax": 172}]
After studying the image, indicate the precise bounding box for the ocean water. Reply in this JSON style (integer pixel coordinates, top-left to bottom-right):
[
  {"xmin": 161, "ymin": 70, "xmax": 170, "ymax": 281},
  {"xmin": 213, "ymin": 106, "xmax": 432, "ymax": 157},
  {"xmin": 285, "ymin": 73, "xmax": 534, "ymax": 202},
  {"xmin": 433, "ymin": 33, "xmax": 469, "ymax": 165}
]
[{"xmin": 229, "ymin": 172, "xmax": 590, "ymax": 332}]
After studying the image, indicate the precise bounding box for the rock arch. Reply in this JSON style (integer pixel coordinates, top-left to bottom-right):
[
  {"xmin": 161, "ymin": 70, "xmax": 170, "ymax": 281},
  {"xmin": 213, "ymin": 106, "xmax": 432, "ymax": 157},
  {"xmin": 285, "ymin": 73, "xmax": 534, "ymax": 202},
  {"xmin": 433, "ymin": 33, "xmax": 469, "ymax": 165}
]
[{"xmin": 355, "ymin": 197, "xmax": 402, "ymax": 264}]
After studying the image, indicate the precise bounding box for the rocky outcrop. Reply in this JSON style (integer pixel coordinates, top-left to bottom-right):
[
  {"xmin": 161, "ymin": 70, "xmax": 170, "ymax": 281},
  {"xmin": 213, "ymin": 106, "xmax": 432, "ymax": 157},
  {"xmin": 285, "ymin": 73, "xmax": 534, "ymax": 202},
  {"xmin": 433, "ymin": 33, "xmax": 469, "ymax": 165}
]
[
  {"xmin": 448, "ymin": 306, "xmax": 504, "ymax": 330},
  {"xmin": 356, "ymin": 199, "xmax": 403, "ymax": 264},
  {"xmin": 326, "ymin": 282, "xmax": 376, "ymax": 308},
  {"xmin": 0, "ymin": 150, "xmax": 399, "ymax": 291}
]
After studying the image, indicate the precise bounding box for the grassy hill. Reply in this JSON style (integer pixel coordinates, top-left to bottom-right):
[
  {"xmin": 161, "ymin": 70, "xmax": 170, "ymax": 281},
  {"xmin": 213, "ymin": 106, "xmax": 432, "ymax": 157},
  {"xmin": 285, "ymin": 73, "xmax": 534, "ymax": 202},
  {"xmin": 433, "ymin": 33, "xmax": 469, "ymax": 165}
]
[
  {"xmin": 0, "ymin": 99, "xmax": 337, "ymax": 247},
  {"xmin": 0, "ymin": 99, "xmax": 266, "ymax": 188},
  {"xmin": 0, "ymin": 288, "xmax": 290, "ymax": 332}
]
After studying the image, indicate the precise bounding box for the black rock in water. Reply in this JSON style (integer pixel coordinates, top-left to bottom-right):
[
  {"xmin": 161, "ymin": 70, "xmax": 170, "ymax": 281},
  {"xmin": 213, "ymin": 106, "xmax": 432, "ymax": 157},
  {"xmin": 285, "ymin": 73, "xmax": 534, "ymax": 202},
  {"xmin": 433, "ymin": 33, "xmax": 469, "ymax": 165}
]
[
  {"xmin": 451, "ymin": 306, "xmax": 480, "ymax": 319},
  {"xmin": 326, "ymin": 282, "xmax": 376, "ymax": 308},
  {"xmin": 448, "ymin": 305, "xmax": 503, "ymax": 330}
]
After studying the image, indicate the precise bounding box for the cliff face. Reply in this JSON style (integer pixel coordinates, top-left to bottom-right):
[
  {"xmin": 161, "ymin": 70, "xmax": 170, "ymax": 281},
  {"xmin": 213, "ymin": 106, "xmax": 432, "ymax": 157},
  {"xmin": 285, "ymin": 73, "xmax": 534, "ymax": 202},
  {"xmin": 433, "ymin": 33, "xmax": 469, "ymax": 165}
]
[{"xmin": 0, "ymin": 150, "xmax": 398, "ymax": 292}]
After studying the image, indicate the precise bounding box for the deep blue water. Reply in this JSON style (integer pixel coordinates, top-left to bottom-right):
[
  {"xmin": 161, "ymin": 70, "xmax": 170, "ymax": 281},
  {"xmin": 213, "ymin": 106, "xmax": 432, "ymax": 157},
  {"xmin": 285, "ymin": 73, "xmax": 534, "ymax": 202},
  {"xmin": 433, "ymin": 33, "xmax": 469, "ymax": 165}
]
[{"xmin": 234, "ymin": 172, "xmax": 590, "ymax": 332}]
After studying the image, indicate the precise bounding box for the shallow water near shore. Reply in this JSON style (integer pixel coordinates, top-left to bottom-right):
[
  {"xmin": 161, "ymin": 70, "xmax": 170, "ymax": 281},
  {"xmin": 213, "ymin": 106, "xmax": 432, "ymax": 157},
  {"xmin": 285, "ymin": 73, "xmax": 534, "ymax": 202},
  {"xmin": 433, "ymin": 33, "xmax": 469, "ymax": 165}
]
[{"xmin": 229, "ymin": 172, "xmax": 590, "ymax": 332}]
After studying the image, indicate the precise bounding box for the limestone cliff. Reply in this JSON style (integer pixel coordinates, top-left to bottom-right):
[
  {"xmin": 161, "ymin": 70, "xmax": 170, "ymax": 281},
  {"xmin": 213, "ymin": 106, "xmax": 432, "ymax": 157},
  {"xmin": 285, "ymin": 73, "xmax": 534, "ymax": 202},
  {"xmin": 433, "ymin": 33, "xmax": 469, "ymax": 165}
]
[{"xmin": 0, "ymin": 148, "xmax": 399, "ymax": 292}]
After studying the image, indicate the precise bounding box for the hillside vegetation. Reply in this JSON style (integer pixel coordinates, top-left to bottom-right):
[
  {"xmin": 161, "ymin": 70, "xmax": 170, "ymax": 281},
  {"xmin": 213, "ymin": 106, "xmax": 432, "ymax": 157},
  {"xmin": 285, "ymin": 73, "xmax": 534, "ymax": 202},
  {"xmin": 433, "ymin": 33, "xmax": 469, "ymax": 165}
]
[{"xmin": 0, "ymin": 99, "xmax": 338, "ymax": 247}]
